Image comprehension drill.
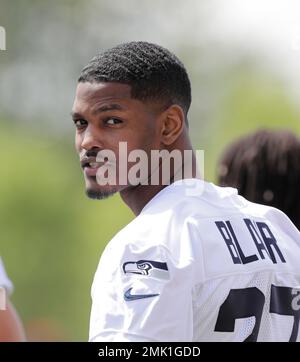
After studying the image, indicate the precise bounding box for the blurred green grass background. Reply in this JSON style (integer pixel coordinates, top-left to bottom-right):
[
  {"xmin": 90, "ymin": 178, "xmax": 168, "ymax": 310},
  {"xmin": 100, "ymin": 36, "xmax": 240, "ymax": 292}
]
[{"xmin": 0, "ymin": 123, "xmax": 133, "ymax": 340}]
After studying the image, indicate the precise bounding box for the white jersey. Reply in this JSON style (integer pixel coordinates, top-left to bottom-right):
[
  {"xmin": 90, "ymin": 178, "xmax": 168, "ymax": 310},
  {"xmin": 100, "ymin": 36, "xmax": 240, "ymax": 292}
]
[
  {"xmin": 89, "ymin": 179, "xmax": 300, "ymax": 342},
  {"xmin": 0, "ymin": 257, "xmax": 13, "ymax": 294}
]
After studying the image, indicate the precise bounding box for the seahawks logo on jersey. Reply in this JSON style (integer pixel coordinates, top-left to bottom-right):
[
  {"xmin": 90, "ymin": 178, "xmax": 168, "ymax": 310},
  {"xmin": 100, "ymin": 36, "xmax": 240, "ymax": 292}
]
[{"xmin": 122, "ymin": 260, "xmax": 170, "ymax": 280}]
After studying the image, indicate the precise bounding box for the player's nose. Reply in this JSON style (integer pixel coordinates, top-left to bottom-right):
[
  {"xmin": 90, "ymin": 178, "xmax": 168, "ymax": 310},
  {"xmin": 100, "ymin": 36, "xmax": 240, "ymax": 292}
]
[{"xmin": 80, "ymin": 125, "xmax": 103, "ymax": 151}]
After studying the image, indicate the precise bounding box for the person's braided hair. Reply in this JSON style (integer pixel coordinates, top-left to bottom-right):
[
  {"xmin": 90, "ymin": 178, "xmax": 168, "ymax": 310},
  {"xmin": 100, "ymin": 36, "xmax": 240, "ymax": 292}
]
[{"xmin": 217, "ymin": 129, "xmax": 300, "ymax": 229}]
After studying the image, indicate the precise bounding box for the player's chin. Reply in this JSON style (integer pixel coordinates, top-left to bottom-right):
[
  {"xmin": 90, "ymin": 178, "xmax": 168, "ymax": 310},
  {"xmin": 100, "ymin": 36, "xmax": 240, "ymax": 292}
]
[
  {"xmin": 85, "ymin": 185, "xmax": 119, "ymax": 200},
  {"xmin": 84, "ymin": 177, "xmax": 120, "ymax": 200}
]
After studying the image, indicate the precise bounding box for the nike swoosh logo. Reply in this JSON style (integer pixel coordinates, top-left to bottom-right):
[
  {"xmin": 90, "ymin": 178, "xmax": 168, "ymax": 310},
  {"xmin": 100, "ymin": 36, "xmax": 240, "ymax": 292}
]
[{"xmin": 124, "ymin": 287, "xmax": 159, "ymax": 301}]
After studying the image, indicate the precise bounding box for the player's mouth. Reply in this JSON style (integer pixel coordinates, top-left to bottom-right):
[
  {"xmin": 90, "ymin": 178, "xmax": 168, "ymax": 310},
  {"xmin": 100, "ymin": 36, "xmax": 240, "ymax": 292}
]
[
  {"xmin": 81, "ymin": 157, "xmax": 101, "ymax": 177},
  {"xmin": 81, "ymin": 157, "xmax": 114, "ymax": 177}
]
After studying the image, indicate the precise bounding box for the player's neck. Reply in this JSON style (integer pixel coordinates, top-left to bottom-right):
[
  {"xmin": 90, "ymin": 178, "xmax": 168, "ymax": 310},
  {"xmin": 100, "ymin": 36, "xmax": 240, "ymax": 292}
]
[{"xmin": 120, "ymin": 146, "xmax": 199, "ymax": 216}]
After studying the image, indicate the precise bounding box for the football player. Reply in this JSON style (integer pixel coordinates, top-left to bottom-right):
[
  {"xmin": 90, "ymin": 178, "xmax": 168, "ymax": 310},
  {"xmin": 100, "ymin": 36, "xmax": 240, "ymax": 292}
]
[{"xmin": 72, "ymin": 42, "xmax": 300, "ymax": 341}]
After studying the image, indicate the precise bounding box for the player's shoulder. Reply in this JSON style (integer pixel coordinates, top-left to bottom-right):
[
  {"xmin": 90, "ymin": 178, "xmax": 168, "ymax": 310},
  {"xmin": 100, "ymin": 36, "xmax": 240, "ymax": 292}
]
[
  {"xmin": 109, "ymin": 180, "xmax": 245, "ymax": 252},
  {"xmin": 115, "ymin": 179, "xmax": 242, "ymax": 229},
  {"xmin": 138, "ymin": 179, "xmax": 249, "ymax": 221},
  {"xmin": 112, "ymin": 179, "xmax": 297, "ymax": 245}
]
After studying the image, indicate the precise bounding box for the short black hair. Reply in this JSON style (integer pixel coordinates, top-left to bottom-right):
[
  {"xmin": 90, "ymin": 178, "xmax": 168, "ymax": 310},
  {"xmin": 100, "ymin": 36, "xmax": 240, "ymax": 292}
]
[
  {"xmin": 78, "ymin": 41, "xmax": 191, "ymax": 120},
  {"xmin": 217, "ymin": 129, "xmax": 300, "ymax": 230}
]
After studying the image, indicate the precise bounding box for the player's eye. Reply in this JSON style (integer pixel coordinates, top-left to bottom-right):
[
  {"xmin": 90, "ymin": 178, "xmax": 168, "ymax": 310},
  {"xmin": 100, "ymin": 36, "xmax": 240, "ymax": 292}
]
[
  {"xmin": 105, "ymin": 118, "xmax": 123, "ymax": 125},
  {"xmin": 74, "ymin": 119, "xmax": 87, "ymax": 128}
]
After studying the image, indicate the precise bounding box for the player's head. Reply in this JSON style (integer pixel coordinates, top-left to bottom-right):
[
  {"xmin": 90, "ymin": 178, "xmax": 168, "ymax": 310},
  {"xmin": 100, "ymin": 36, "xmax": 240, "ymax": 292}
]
[
  {"xmin": 217, "ymin": 129, "xmax": 300, "ymax": 229},
  {"xmin": 72, "ymin": 41, "xmax": 192, "ymax": 200},
  {"xmin": 78, "ymin": 41, "xmax": 191, "ymax": 120}
]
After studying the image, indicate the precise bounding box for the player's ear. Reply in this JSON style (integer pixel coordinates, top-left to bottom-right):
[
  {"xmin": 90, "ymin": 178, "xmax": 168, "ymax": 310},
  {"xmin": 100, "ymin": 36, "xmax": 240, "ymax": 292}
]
[{"xmin": 160, "ymin": 105, "xmax": 185, "ymax": 146}]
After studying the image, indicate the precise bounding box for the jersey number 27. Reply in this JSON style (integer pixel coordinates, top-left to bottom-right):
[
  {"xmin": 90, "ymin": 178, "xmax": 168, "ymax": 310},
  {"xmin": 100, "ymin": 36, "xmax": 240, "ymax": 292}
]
[{"xmin": 215, "ymin": 285, "xmax": 300, "ymax": 341}]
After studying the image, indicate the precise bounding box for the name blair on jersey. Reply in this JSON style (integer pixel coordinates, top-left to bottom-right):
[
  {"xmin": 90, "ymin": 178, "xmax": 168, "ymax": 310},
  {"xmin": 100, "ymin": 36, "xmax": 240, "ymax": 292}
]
[{"xmin": 216, "ymin": 218, "xmax": 286, "ymax": 265}]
